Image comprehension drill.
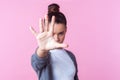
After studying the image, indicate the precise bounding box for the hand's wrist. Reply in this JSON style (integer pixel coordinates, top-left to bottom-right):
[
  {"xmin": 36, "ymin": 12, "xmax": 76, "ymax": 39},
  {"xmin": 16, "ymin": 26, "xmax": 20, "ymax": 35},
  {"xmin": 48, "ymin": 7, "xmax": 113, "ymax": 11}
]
[{"xmin": 37, "ymin": 47, "xmax": 49, "ymax": 57}]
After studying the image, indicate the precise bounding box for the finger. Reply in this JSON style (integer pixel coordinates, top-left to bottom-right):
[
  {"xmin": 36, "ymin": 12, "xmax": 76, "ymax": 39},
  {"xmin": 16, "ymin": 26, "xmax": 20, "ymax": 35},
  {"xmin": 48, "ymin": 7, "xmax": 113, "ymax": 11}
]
[
  {"xmin": 55, "ymin": 43, "xmax": 69, "ymax": 48},
  {"xmin": 44, "ymin": 15, "xmax": 49, "ymax": 31},
  {"xmin": 39, "ymin": 18, "xmax": 44, "ymax": 33},
  {"xmin": 49, "ymin": 16, "xmax": 55, "ymax": 33},
  {"xmin": 29, "ymin": 26, "xmax": 37, "ymax": 36}
]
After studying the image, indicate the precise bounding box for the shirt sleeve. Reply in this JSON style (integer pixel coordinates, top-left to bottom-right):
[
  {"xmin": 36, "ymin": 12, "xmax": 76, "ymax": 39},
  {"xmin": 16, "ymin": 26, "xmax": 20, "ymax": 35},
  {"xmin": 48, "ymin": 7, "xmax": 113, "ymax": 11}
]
[{"xmin": 31, "ymin": 53, "xmax": 49, "ymax": 74}]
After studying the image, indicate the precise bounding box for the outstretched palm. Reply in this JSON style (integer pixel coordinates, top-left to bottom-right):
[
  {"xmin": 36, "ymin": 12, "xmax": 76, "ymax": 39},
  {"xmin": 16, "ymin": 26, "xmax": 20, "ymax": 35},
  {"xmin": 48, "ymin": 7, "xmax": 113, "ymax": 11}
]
[{"xmin": 30, "ymin": 15, "xmax": 68, "ymax": 51}]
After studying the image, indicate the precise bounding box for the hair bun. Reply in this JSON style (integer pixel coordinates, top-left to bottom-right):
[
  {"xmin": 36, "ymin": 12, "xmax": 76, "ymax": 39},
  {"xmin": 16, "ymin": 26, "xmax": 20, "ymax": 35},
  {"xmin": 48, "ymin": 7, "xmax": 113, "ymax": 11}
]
[{"xmin": 48, "ymin": 3, "xmax": 60, "ymax": 13}]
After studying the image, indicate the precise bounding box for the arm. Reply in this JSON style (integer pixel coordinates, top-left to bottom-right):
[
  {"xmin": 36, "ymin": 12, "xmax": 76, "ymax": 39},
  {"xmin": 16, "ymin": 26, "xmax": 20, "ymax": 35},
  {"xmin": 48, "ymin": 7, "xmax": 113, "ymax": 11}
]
[
  {"xmin": 30, "ymin": 15, "xmax": 68, "ymax": 77},
  {"xmin": 31, "ymin": 50, "xmax": 49, "ymax": 74},
  {"xmin": 72, "ymin": 54, "xmax": 79, "ymax": 80},
  {"xmin": 66, "ymin": 50, "xmax": 79, "ymax": 80},
  {"xmin": 73, "ymin": 56, "xmax": 79, "ymax": 80}
]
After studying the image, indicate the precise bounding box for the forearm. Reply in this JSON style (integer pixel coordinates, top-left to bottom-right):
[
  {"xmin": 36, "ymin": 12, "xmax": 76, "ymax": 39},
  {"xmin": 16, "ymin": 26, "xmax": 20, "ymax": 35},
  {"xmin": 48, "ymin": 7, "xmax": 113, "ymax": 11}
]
[{"xmin": 31, "ymin": 52, "xmax": 49, "ymax": 73}]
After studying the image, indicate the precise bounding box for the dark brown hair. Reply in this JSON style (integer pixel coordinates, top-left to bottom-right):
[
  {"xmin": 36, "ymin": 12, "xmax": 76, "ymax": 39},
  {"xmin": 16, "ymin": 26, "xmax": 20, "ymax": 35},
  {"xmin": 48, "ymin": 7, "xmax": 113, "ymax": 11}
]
[{"xmin": 48, "ymin": 3, "xmax": 67, "ymax": 26}]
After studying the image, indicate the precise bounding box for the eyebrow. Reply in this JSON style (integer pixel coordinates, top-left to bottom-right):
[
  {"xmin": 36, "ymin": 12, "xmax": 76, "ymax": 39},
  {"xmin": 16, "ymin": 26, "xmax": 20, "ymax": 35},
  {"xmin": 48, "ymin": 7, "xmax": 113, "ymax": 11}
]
[
  {"xmin": 53, "ymin": 31, "xmax": 65, "ymax": 35},
  {"xmin": 58, "ymin": 31, "xmax": 65, "ymax": 34}
]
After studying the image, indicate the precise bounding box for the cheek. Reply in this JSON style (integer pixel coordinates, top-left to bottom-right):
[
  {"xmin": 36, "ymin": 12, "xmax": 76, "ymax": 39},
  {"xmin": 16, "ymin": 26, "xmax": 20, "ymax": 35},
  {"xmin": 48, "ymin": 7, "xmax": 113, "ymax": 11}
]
[{"xmin": 59, "ymin": 35, "xmax": 65, "ymax": 41}]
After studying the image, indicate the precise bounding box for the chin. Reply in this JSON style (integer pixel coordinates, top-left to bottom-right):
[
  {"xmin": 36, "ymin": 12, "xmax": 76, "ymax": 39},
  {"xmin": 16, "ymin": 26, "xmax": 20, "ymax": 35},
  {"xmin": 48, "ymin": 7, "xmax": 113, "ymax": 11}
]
[
  {"xmin": 56, "ymin": 47, "xmax": 63, "ymax": 49},
  {"xmin": 56, "ymin": 40, "xmax": 64, "ymax": 44},
  {"xmin": 58, "ymin": 41, "xmax": 63, "ymax": 43}
]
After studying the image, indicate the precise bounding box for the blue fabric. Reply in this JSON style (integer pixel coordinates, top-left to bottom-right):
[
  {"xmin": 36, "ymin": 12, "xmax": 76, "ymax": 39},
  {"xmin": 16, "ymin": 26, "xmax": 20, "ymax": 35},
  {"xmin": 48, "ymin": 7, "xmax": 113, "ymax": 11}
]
[{"xmin": 31, "ymin": 49, "xmax": 79, "ymax": 80}]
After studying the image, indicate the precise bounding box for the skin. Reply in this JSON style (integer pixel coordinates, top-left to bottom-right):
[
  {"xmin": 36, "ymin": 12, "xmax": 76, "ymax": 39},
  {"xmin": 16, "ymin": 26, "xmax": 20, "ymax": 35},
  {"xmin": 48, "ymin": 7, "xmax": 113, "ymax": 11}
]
[
  {"xmin": 30, "ymin": 15, "xmax": 68, "ymax": 57},
  {"xmin": 53, "ymin": 23, "xmax": 66, "ymax": 43}
]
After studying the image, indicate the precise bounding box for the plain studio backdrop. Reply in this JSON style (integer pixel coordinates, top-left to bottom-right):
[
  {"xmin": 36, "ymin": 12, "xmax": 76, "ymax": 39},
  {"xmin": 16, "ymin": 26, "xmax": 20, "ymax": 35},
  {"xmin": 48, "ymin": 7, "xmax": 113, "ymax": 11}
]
[{"xmin": 0, "ymin": 0, "xmax": 120, "ymax": 80}]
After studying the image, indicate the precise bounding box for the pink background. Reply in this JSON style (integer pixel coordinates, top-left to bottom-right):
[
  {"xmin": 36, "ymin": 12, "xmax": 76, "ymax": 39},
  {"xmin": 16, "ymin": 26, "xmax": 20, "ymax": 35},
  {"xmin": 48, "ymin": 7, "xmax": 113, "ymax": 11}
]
[{"xmin": 0, "ymin": 0, "xmax": 120, "ymax": 80}]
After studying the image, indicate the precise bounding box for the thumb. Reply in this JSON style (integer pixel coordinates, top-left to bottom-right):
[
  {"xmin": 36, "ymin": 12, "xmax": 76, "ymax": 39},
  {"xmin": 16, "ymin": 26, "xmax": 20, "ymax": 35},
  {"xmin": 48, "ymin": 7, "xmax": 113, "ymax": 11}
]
[
  {"xmin": 55, "ymin": 43, "xmax": 69, "ymax": 48},
  {"xmin": 29, "ymin": 26, "xmax": 37, "ymax": 36}
]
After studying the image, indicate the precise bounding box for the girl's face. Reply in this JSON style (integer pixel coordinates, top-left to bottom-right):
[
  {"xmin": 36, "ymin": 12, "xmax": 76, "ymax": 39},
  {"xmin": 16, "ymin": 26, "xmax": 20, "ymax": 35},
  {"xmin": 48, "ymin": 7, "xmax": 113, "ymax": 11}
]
[{"xmin": 53, "ymin": 23, "xmax": 66, "ymax": 43}]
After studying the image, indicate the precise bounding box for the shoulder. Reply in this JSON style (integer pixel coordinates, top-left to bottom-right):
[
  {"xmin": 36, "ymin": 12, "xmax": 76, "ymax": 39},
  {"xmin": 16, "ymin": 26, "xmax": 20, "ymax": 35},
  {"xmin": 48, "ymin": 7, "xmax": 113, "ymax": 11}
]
[
  {"xmin": 65, "ymin": 49, "xmax": 76, "ymax": 61},
  {"xmin": 65, "ymin": 49, "xmax": 78, "ymax": 70},
  {"xmin": 65, "ymin": 49, "xmax": 75, "ymax": 56}
]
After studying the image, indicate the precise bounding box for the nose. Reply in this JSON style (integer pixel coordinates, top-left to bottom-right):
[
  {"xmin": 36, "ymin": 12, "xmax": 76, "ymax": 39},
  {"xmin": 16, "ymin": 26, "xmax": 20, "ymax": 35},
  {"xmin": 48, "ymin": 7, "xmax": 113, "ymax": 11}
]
[{"xmin": 54, "ymin": 34, "xmax": 59, "ymax": 42}]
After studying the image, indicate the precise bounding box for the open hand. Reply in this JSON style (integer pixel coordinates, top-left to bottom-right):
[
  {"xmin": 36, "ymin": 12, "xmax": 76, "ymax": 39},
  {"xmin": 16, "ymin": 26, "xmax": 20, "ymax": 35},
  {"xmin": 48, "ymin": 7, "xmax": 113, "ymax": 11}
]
[{"xmin": 30, "ymin": 15, "xmax": 68, "ymax": 51}]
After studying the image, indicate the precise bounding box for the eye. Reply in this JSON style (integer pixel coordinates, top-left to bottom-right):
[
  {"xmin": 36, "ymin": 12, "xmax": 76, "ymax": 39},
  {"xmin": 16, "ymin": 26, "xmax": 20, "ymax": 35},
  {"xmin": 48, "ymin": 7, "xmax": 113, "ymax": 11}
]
[{"xmin": 59, "ymin": 32, "xmax": 64, "ymax": 35}]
